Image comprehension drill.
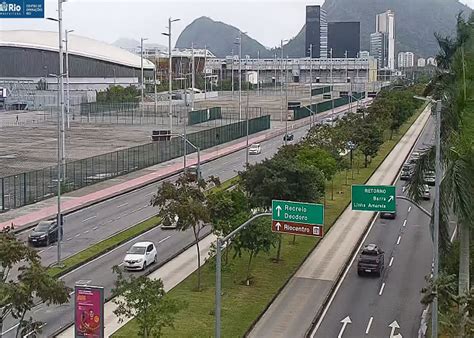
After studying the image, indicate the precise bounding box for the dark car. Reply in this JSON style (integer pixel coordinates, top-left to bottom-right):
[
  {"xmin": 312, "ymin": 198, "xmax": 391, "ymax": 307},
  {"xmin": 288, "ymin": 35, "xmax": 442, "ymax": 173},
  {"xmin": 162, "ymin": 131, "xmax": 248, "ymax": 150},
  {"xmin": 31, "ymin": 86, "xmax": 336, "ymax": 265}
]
[
  {"xmin": 424, "ymin": 170, "xmax": 436, "ymax": 186},
  {"xmin": 380, "ymin": 211, "xmax": 397, "ymax": 219},
  {"xmin": 283, "ymin": 133, "xmax": 294, "ymax": 141},
  {"xmin": 28, "ymin": 220, "xmax": 59, "ymax": 246},
  {"xmin": 357, "ymin": 244, "xmax": 384, "ymax": 276},
  {"xmin": 400, "ymin": 166, "xmax": 413, "ymax": 181}
]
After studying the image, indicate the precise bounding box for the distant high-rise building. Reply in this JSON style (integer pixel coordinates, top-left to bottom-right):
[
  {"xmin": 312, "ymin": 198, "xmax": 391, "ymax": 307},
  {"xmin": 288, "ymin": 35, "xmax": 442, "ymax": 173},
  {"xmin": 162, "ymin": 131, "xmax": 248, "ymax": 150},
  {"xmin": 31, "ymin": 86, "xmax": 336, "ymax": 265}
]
[
  {"xmin": 305, "ymin": 5, "xmax": 328, "ymax": 58},
  {"xmin": 398, "ymin": 52, "xmax": 415, "ymax": 68},
  {"xmin": 426, "ymin": 57, "xmax": 437, "ymax": 66},
  {"xmin": 417, "ymin": 58, "xmax": 426, "ymax": 67},
  {"xmin": 375, "ymin": 10, "xmax": 395, "ymax": 70},
  {"xmin": 327, "ymin": 22, "xmax": 360, "ymax": 58},
  {"xmin": 359, "ymin": 51, "xmax": 370, "ymax": 58},
  {"xmin": 370, "ymin": 32, "xmax": 388, "ymax": 68}
]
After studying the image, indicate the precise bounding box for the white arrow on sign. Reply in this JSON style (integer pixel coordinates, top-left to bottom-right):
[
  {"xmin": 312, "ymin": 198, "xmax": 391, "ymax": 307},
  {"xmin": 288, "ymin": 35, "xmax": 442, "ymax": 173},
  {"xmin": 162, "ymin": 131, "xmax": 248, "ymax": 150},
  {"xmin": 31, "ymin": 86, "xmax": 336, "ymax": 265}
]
[
  {"xmin": 388, "ymin": 195, "xmax": 394, "ymax": 203},
  {"xmin": 389, "ymin": 320, "xmax": 402, "ymax": 338},
  {"xmin": 276, "ymin": 205, "xmax": 282, "ymax": 217},
  {"xmin": 275, "ymin": 222, "xmax": 282, "ymax": 231},
  {"xmin": 338, "ymin": 316, "xmax": 352, "ymax": 338}
]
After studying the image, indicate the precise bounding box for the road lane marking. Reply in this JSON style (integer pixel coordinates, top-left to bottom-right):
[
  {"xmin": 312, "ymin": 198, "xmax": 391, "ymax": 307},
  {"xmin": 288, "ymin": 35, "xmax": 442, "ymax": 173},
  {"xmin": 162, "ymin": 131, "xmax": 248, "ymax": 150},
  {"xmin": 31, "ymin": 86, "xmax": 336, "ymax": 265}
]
[
  {"xmin": 146, "ymin": 192, "xmax": 155, "ymax": 197},
  {"xmin": 389, "ymin": 256, "xmax": 394, "ymax": 267},
  {"xmin": 117, "ymin": 202, "xmax": 129, "ymax": 208},
  {"xmin": 397, "ymin": 235, "xmax": 401, "ymax": 245},
  {"xmin": 118, "ymin": 262, "xmax": 124, "ymax": 266},
  {"xmin": 408, "ymin": 206, "xmax": 412, "ymax": 212},
  {"xmin": 84, "ymin": 230, "xmax": 89, "ymax": 234},
  {"xmin": 92, "ymin": 226, "xmax": 98, "ymax": 231},
  {"xmin": 379, "ymin": 282, "xmax": 386, "ymax": 296},
  {"xmin": 67, "ymin": 237, "xmax": 72, "ymax": 241},
  {"xmin": 2, "ymin": 323, "xmax": 19, "ymax": 335},
  {"xmin": 75, "ymin": 233, "xmax": 80, "ymax": 238},
  {"xmin": 310, "ymin": 215, "xmax": 379, "ymax": 337},
  {"xmin": 38, "ymin": 249, "xmax": 44, "ymax": 254},
  {"xmin": 365, "ymin": 316, "xmax": 374, "ymax": 334},
  {"xmin": 158, "ymin": 235, "xmax": 172, "ymax": 244},
  {"xmin": 81, "ymin": 215, "xmax": 97, "ymax": 223},
  {"xmin": 403, "ymin": 220, "xmax": 407, "ymax": 227}
]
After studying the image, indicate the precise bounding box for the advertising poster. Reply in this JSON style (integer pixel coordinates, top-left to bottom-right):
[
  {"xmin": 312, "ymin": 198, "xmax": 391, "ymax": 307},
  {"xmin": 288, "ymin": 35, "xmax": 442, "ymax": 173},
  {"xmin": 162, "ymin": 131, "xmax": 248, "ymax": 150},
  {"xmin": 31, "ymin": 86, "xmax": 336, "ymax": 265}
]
[{"xmin": 74, "ymin": 285, "xmax": 104, "ymax": 338}]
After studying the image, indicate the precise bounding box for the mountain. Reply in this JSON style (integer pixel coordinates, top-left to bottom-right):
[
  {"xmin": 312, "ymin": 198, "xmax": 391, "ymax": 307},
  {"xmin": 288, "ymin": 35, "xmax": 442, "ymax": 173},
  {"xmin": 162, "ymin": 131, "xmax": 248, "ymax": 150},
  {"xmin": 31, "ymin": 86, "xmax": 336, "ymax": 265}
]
[
  {"xmin": 112, "ymin": 38, "xmax": 140, "ymax": 50},
  {"xmin": 176, "ymin": 0, "xmax": 471, "ymax": 58},
  {"xmin": 175, "ymin": 16, "xmax": 274, "ymax": 58}
]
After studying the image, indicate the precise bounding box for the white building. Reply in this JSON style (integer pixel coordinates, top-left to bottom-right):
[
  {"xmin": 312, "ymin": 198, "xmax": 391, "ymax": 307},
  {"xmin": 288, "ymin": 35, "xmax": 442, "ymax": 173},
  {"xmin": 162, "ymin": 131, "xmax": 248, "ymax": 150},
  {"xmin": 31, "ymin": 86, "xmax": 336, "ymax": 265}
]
[
  {"xmin": 370, "ymin": 32, "xmax": 388, "ymax": 69},
  {"xmin": 427, "ymin": 57, "xmax": 437, "ymax": 66},
  {"xmin": 359, "ymin": 51, "xmax": 370, "ymax": 58},
  {"xmin": 398, "ymin": 52, "xmax": 415, "ymax": 68},
  {"xmin": 417, "ymin": 58, "xmax": 426, "ymax": 67},
  {"xmin": 376, "ymin": 10, "xmax": 395, "ymax": 70}
]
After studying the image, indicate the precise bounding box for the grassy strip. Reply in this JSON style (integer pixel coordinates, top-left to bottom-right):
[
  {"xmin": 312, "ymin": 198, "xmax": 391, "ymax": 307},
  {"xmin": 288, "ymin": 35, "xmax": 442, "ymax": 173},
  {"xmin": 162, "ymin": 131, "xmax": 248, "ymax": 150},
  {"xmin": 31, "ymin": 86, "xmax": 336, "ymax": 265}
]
[
  {"xmin": 47, "ymin": 176, "xmax": 239, "ymax": 278},
  {"xmin": 113, "ymin": 103, "xmax": 428, "ymax": 337}
]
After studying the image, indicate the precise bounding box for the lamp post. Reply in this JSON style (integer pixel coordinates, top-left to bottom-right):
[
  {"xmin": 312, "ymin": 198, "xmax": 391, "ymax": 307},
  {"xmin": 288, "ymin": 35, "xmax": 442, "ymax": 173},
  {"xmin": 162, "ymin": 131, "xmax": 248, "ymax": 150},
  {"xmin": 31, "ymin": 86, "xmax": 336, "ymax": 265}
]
[
  {"xmin": 280, "ymin": 39, "xmax": 288, "ymax": 122},
  {"xmin": 64, "ymin": 29, "xmax": 74, "ymax": 127},
  {"xmin": 257, "ymin": 50, "xmax": 260, "ymax": 96},
  {"xmin": 234, "ymin": 31, "xmax": 244, "ymax": 120},
  {"xmin": 285, "ymin": 55, "xmax": 289, "ymax": 146},
  {"xmin": 309, "ymin": 44, "xmax": 313, "ymax": 127},
  {"xmin": 330, "ymin": 48, "xmax": 334, "ymax": 115},
  {"xmin": 140, "ymin": 37, "xmax": 148, "ymax": 117},
  {"xmin": 162, "ymin": 17, "xmax": 180, "ymax": 133},
  {"xmin": 204, "ymin": 45, "xmax": 207, "ymax": 100},
  {"xmin": 231, "ymin": 48, "xmax": 234, "ymax": 98},
  {"xmin": 191, "ymin": 43, "xmax": 195, "ymax": 111}
]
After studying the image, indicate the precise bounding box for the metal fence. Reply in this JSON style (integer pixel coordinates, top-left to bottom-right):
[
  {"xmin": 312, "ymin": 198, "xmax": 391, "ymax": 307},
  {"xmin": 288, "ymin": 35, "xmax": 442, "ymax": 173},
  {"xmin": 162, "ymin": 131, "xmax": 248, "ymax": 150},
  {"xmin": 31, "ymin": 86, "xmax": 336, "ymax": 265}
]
[
  {"xmin": 188, "ymin": 107, "xmax": 222, "ymax": 125},
  {"xmin": 293, "ymin": 92, "xmax": 365, "ymax": 120},
  {"xmin": 0, "ymin": 115, "xmax": 270, "ymax": 212},
  {"xmin": 311, "ymin": 86, "xmax": 332, "ymax": 96}
]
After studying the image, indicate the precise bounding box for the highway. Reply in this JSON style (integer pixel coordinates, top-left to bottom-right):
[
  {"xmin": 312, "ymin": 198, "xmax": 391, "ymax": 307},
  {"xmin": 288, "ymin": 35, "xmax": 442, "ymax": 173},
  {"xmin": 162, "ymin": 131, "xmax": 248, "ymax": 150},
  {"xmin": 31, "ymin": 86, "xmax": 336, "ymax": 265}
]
[
  {"xmin": 311, "ymin": 119, "xmax": 435, "ymax": 338},
  {"xmin": 2, "ymin": 106, "xmax": 353, "ymax": 337}
]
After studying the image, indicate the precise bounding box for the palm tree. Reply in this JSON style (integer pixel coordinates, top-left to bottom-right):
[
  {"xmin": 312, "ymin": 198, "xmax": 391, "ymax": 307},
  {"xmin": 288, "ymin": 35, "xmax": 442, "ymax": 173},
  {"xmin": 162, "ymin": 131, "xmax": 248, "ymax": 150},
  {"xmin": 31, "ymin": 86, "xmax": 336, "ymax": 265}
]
[{"xmin": 407, "ymin": 12, "xmax": 474, "ymax": 335}]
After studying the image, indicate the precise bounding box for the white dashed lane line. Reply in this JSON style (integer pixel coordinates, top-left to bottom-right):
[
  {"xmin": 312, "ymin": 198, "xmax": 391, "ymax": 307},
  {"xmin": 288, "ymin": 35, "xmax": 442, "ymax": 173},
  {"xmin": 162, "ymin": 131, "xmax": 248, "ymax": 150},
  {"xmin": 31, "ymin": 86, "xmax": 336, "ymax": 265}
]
[
  {"xmin": 403, "ymin": 219, "xmax": 407, "ymax": 227},
  {"xmin": 408, "ymin": 206, "xmax": 412, "ymax": 213},
  {"xmin": 397, "ymin": 235, "xmax": 401, "ymax": 245},
  {"xmin": 389, "ymin": 256, "xmax": 394, "ymax": 267},
  {"xmin": 81, "ymin": 215, "xmax": 97, "ymax": 223},
  {"xmin": 365, "ymin": 316, "xmax": 374, "ymax": 334},
  {"xmin": 117, "ymin": 202, "xmax": 129, "ymax": 208},
  {"xmin": 379, "ymin": 283, "xmax": 386, "ymax": 296}
]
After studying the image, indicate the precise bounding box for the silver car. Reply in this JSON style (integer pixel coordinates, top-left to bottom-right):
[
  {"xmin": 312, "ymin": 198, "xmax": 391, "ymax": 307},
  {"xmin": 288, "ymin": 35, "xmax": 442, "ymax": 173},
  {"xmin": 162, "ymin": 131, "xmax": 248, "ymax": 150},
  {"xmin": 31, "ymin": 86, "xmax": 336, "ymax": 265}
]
[{"xmin": 249, "ymin": 143, "xmax": 261, "ymax": 155}]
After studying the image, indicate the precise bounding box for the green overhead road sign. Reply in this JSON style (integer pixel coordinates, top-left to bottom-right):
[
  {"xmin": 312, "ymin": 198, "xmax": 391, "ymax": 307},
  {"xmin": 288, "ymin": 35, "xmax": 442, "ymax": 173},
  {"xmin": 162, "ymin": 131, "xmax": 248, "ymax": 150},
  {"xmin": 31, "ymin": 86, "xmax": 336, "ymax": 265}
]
[
  {"xmin": 272, "ymin": 200, "xmax": 324, "ymax": 225},
  {"xmin": 351, "ymin": 185, "xmax": 396, "ymax": 212}
]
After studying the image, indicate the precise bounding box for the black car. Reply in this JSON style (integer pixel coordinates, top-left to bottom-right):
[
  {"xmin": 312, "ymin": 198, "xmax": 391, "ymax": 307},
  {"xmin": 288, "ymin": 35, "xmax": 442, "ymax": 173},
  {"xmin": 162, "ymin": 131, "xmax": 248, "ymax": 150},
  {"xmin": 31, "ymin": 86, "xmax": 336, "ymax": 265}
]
[
  {"xmin": 357, "ymin": 244, "xmax": 384, "ymax": 276},
  {"xmin": 400, "ymin": 167, "xmax": 413, "ymax": 181},
  {"xmin": 424, "ymin": 170, "xmax": 436, "ymax": 186},
  {"xmin": 283, "ymin": 133, "xmax": 294, "ymax": 141},
  {"xmin": 380, "ymin": 211, "xmax": 397, "ymax": 219},
  {"xmin": 28, "ymin": 220, "xmax": 59, "ymax": 246}
]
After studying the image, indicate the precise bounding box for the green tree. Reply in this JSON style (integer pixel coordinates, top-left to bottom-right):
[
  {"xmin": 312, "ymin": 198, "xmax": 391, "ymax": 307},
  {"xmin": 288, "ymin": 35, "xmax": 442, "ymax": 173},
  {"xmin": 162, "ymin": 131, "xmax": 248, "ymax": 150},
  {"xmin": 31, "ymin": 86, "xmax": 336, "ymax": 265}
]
[
  {"xmin": 208, "ymin": 188, "xmax": 251, "ymax": 264},
  {"xmin": 112, "ymin": 266, "xmax": 184, "ymax": 338},
  {"xmin": 354, "ymin": 118, "xmax": 384, "ymax": 167},
  {"xmin": 232, "ymin": 217, "xmax": 278, "ymax": 285},
  {"xmin": 0, "ymin": 229, "xmax": 70, "ymax": 338},
  {"xmin": 151, "ymin": 173, "xmax": 220, "ymax": 290},
  {"xmin": 96, "ymin": 85, "xmax": 140, "ymax": 103}
]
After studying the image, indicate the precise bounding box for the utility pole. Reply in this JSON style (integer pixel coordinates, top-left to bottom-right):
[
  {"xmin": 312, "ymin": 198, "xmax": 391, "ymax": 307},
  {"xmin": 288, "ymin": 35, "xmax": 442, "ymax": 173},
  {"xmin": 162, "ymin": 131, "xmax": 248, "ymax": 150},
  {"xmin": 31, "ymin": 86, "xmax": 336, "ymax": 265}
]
[
  {"xmin": 274, "ymin": 53, "xmax": 277, "ymax": 93},
  {"xmin": 154, "ymin": 50, "xmax": 158, "ymax": 117},
  {"xmin": 280, "ymin": 39, "xmax": 288, "ymax": 122},
  {"xmin": 432, "ymin": 99, "xmax": 442, "ymax": 338},
  {"xmin": 285, "ymin": 56, "xmax": 289, "ymax": 146},
  {"xmin": 330, "ymin": 48, "xmax": 334, "ymax": 115}
]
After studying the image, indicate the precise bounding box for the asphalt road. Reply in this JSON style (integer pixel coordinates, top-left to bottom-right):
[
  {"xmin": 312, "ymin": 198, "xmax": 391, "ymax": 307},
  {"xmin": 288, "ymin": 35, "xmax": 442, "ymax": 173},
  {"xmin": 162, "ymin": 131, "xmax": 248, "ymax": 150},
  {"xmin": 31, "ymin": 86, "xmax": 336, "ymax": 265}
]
[
  {"xmin": 2, "ymin": 107, "xmax": 353, "ymax": 337},
  {"xmin": 311, "ymin": 119, "xmax": 435, "ymax": 338}
]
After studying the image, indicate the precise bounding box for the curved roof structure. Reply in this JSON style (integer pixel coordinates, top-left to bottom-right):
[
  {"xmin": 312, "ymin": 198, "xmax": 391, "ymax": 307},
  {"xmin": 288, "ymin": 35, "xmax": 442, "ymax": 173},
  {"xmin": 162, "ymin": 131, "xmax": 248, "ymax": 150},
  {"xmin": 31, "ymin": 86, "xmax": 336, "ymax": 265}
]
[{"xmin": 0, "ymin": 30, "xmax": 155, "ymax": 70}]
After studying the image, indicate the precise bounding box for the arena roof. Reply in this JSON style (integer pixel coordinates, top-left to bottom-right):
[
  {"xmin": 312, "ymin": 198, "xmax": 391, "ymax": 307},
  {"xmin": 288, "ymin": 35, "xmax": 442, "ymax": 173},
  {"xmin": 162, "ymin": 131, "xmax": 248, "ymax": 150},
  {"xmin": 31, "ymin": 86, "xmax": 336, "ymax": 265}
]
[{"xmin": 0, "ymin": 30, "xmax": 155, "ymax": 70}]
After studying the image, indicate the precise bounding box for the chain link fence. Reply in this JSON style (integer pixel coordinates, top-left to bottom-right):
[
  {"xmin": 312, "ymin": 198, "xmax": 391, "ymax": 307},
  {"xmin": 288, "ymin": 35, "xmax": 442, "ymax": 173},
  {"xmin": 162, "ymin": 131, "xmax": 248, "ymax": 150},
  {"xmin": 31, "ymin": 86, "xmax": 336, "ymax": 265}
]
[{"xmin": 0, "ymin": 115, "xmax": 270, "ymax": 212}]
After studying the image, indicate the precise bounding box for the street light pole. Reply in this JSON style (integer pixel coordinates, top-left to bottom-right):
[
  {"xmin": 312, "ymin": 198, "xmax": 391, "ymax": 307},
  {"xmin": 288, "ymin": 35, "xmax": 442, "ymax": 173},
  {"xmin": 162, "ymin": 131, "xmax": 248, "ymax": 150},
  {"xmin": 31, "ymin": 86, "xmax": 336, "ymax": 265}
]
[
  {"xmin": 154, "ymin": 50, "xmax": 158, "ymax": 118},
  {"xmin": 285, "ymin": 56, "xmax": 289, "ymax": 146},
  {"xmin": 140, "ymin": 37, "xmax": 148, "ymax": 117},
  {"xmin": 280, "ymin": 39, "xmax": 284, "ymax": 122},
  {"xmin": 163, "ymin": 17, "xmax": 180, "ymax": 133},
  {"xmin": 231, "ymin": 48, "xmax": 234, "ymax": 98},
  {"xmin": 432, "ymin": 99, "xmax": 442, "ymax": 338},
  {"xmin": 330, "ymin": 48, "xmax": 334, "ymax": 115},
  {"xmin": 191, "ymin": 43, "xmax": 195, "ymax": 111},
  {"xmin": 238, "ymin": 31, "xmax": 242, "ymax": 120},
  {"xmin": 65, "ymin": 29, "xmax": 73, "ymax": 128},
  {"xmin": 257, "ymin": 50, "xmax": 260, "ymax": 96},
  {"xmin": 309, "ymin": 44, "xmax": 313, "ymax": 127}
]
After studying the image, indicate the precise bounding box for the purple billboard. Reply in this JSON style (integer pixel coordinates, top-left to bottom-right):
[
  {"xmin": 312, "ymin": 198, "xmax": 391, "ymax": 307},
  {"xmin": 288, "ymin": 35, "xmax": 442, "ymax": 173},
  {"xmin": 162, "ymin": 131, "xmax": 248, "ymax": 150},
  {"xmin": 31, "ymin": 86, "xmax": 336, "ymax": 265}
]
[{"xmin": 74, "ymin": 285, "xmax": 104, "ymax": 338}]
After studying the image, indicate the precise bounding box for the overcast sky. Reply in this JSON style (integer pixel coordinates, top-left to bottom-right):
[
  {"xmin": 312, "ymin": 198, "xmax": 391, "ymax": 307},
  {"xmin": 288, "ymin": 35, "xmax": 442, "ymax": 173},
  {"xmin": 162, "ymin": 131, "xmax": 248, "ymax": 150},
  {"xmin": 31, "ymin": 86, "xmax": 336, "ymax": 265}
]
[{"xmin": 0, "ymin": 0, "xmax": 473, "ymax": 48}]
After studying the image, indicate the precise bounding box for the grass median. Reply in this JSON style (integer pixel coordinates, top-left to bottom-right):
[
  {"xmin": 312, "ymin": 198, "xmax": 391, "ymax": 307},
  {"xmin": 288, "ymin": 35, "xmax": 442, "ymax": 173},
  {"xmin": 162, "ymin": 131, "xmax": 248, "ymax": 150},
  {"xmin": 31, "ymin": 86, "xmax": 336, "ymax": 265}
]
[
  {"xmin": 47, "ymin": 175, "xmax": 241, "ymax": 278},
  {"xmin": 113, "ymin": 103, "xmax": 429, "ymax": 337}
]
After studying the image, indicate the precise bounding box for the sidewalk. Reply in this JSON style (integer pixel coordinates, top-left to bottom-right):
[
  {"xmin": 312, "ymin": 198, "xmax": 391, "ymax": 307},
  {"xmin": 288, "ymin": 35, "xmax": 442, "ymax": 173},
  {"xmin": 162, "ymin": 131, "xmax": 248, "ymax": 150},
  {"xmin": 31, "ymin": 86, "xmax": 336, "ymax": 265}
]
[
  {"xmin": 57, "ymin": 234, "xmax": 217, "ymax": 337},
  {"xmin": 247, "ymin": 104, "xmax": 431, "ymax": 338},
  {"xmin": 0, "ymin": 99, "xmax": 370, "ymax": 232}
]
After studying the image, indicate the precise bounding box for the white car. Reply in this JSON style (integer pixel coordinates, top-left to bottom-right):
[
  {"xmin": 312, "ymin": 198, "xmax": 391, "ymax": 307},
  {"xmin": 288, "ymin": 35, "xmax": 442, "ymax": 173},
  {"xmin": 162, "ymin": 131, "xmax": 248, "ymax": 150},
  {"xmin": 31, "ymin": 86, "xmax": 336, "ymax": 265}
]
[
  {"xmin": 249, "ymin": 143, "xmax": 261, "ymax": 155},
  {"xmin": 422, "ymin": 184, "xmax": 431, "ymax": 200},
  {"xmin": 123, "ymin": 241, "xmax": 157, "ymax": 271},
  {"xmin": 162, "ymin": 215, "xmax": 179, "ymax": 230}
]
